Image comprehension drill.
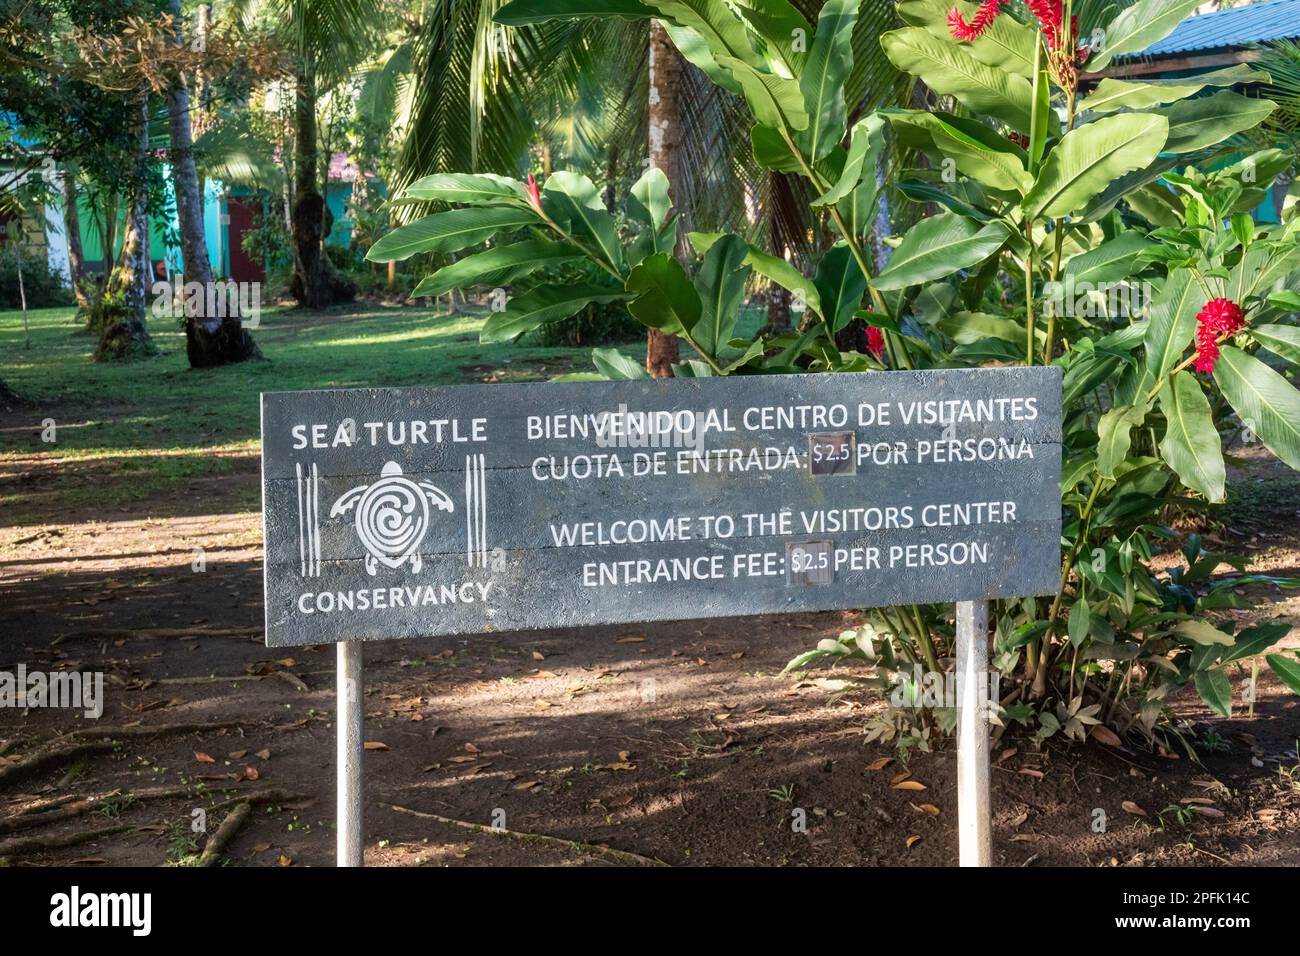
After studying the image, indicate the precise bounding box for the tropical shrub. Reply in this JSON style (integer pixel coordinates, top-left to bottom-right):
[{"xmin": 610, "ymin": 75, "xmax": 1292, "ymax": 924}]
[{"xmin": 367, "ymin": 0, "xmax": 1300, "ymax": 752}]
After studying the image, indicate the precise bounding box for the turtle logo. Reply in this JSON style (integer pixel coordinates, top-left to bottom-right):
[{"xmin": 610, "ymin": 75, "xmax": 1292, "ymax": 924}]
[{"xmin": 330, "ymin": 461, "xmax": 454, "ymax": 575}]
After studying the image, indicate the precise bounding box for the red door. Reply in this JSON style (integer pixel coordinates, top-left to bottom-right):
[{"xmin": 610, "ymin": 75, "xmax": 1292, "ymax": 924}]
[{"xmin": 226, "ymin": 197, "xmax": 266, "ymax": 284}]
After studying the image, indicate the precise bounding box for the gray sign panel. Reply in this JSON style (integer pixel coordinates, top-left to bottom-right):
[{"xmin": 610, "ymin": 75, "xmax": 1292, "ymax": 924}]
[{"xmin": 260, "ymin": 367, "xmax": 1062, "ymax": 647}]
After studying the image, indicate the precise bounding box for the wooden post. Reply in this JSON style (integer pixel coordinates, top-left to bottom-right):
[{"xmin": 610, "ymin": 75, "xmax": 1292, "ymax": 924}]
[{"xmin": 955, "ymin": 600, "xmax": 991, "ymax": 866}]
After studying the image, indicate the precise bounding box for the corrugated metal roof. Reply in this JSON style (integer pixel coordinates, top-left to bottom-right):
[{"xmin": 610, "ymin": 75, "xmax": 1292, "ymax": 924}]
[{"xmin": 1129, "ymin": 0, "xmax": 1300, "ymax": 57}]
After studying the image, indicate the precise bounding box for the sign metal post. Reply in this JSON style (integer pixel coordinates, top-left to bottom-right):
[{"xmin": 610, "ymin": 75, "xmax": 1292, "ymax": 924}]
[
  {"xmin": 336, "ymin": 639, "xmax": 364, "ymax": 867},
  {"xmin": 955, "ymin": 600, "xmax": 991, "ymax": 866}
]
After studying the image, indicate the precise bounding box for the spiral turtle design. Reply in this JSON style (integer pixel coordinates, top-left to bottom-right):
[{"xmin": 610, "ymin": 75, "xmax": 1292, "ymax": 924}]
[{"xmin": 331, "ymin": 461, "xmax": 454, "ymax": 575}]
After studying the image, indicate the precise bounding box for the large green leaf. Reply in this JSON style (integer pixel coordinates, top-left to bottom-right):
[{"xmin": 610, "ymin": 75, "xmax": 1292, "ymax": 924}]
[
  {"xmin": 691, "ymin": 234, "xmax": 750, "ymax": 359},
  {"xmin": 1194, "ymin": 668, "xmax": 1232, "ymax": 718},
  {"xmin": 1220, "ymin": 622, "xmax": 1293, "ymax": 665},
  {"xmin": 1096, "ymin": 403, "xmax": 1148, "ymax": 479},
  {"xmin": 936, "ymin": 311, "xmax": 1024, "ymax": 345},
  {"xmin": 481, "ymin": 284, "xmax": 631, "ymax": 343},
  {"xmin": 1251, "ymin": 324, "xmax": 1300, "ymax": 365},
  {"xmin": 411, "ymin": 239, "xmax": 583, "ymax": 297},
  {"xmin": 1088, "ymin": 0, "xmax": 1205, "ymax": 72},
  {"xmin": 1081, "ymin": 65, "xmax": 1272, "ymax": 114},
  {"xmin": 1174, "ymin": 619, "xmax": 1233, "ymax": 646},
  {"xmin": 873, "ymin": 214, "xmax": 1013, "ymax": 290},
  {"xmin": 366, "ymin": 207, "xmax": 539, "ymax": 262},
  {"xmin": 814, "ymin": 244, "xmax": 868, "ymax": 333},
  {"xmin": 797, "ymin": 0, "xmax": 856, "ymax": 161},
  {"xmin": 592, "ymin": 348, "xmax": 649, "ymax": 380},
  {"xmin": 1158, "ymin": 371, "xmax": 1226, "ymax": 502},
  {"xmin": 628, "ymin": 167, "xmax": 672, "ymax": 231},
  {"xmin": 1064, "ymin": 231, "xmax": 1153, "ymax": 286},
  {"xmin": 901, "ymin": 0, "xmax": 1036, "ymax": 76},
  {"xmin": 402, "ymin": 173, "xmax": 529, "ymax": 206},
  {"xmin": 494, "ymin": 0, "xmax": 655, "ymax": 23},
  {"xmin": 1144, "ymin": 268, "xmax": 1200, "ymax": 384},
  {"xmin": 1022, "ymin": 113, "xmax": 1168, "ymax": 220},
  {"xmin": 872, "ymin": 214, "xmax": 1010, "ymax": 291},
  {"xmin": 886, "ymin": 111, "xmax": 1031, "ymax": 194},
  {"xmin": 814, "ymin": 114, "xmax": 885, "ymax": 207},
  {"xmin": 734, "ymin": 0, "xmax": 809, "ymax": 78},
  {"xmin": 661, "ymin": 21, "xmax": 743, "ymax": 94},
  {"xmin": 689, "ymin": 231, "xmax": 823, "ymax": 318},
  {"xmin": 718, "ymin": 56, "xmax": 809, "ymax": 132},
  {"xmin": 541, "ymin": 172, "xmax": 624, "ymax": 271},
  {"xmin": 751, "ymin": 123, "xmax": 802, "ymax": 172},
  {"xmin": 1158, "ymin": 91, "xmax": 1276, "ymax": 154},
  {"xmin": 625, "ymin": 253, "xmax": 702, "ymax": 334},
  {"xmin": 654, "ymin": 0, "xmax": 766, "ymax": 71},
  {"xmin": 1266, "ymin": 653, "xmax": 1300, "ymax": 695},
  {"xmin": 1213, "ymin": 345, "xmax": 1300, "ymax": 470},
  {"xmin": 881, "ymin": 27, "xmax": 1034, "ymax": 131}
]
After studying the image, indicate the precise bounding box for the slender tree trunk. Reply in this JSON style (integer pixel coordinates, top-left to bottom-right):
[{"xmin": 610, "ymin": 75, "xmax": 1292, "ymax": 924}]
[
  {"xmin": 166, "ymin": 0, "xmax": 260, "ymax": 367},
  {"xmin": 645, "ymin": 21, "xmax": 682, "ymax": 378},
  {"xmin": 763, "ymin": 203, "xmax": 791, "ymax": 336},
  {"xmin": 290, "ymin": 62, "xmax": 354, "ymax": 308},
  {"xmin": 60, "ymin": 163, "xmax": 92, "ymax": 315},
  {"xmin": 95, "ymin": 92, "xmax": 155, "ymax": 361},
  {"xmin": 603, "ymin": 145, "xmax": 618, "ymax": 212},
  {"xmin": 14, "ymin": 241, "xmax": 29, "ymax": 347}
]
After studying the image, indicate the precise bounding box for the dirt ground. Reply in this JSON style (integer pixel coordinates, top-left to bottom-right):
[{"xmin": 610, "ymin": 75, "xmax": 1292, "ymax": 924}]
[{"xmin": 2, "ymin": 410, "xmax": 1299, "ymax": 867}]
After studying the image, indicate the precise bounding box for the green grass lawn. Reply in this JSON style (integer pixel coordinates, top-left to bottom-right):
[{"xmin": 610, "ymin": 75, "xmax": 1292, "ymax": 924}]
[{"xmin": 0, "ymin": 302, "xmax": 637, "ymax": 514}]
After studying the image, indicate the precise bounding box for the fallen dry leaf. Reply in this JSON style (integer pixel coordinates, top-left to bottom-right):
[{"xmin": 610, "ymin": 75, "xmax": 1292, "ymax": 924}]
[
  {"xmin": 515, "ymin": 780, "xmax": 540, "ymax": 790},
  {"xmin": 616, "ymin": 636, "xmax": 645, "ymax": 643},
  {"xmin": 1089, "ymin": 725, "xmax": 1123, "ymax": 747},
  {"xmin": 866, "ymin": 757, "xmax": 892, "ymax": 771},
  {"xmin": 894, "ymin": 780, "xmax": 927, "ymax": 791},
  {"xmin": 531, "ymin": 650, "xmax": 545, "ymax": 661},
  {"xmin": 194, "ymin": 751, "xmax": 215, "ymax": 764},
  {"xmin": 364, "ymin": 741, "xmax": 390, "ymax": 751},
  {"xmin": 912, "ymin": 803, "xmax": 941, "ymax": 815},
  {"xmin": 905, "ymin": 835, "xmax": 921, "ymax": 848},
  {"xmin": 1121, "ymin": 800, "xmax": 1146, "ymax": 817},
  {"xmin": 255, "ymin": 749, "xmax": 271, "ymax": 760},
  {"xmin": 227, "ymin": 750, "xmax": 247, "ymax": 760}
]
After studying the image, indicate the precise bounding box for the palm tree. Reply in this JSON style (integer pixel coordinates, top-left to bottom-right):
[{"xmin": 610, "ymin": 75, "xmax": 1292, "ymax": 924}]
[
  {"xmin": 241, "ymin": 0, "xmax": 383, "ymax": 307},
  {"xmin": 166, "ymin": 0, "xmax": 262, "ymax": 366}
]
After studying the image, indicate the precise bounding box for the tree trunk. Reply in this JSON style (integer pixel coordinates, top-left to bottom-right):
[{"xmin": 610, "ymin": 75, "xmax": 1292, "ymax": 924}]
[
  {"xmin": 290, "ymin": 63, "xmax": 355, "ymax": 309},
  {"xmin": 60, "ymin": 163, "xmax": 92, "ymax": 315},
  {"xmin": 645, "ymin": 21, "xmax": 682, "ymax": 379},
  {"xmin": 763, "ymin": 213, "xmax": 791, "ymax": 336},
  {"xmin": 95, "ymin": 92, "xmax": 155, "ymax": 361},
  {"xmin": 603, "ymin": 145, "xmax": 618, "ymax": 213},
  {"xmin": 166, "ymin": 0, "xmax": 260, "ymax": 368}
]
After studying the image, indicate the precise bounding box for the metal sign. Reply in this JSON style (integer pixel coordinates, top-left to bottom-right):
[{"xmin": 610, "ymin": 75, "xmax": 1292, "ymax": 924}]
[
  {"xmin": 260, "ymin": 366, "xmax": 1063, "ymax": 868},
  {"xmin": 261, "ymin": 367, "xmax": 1062, "ymax": 647}
]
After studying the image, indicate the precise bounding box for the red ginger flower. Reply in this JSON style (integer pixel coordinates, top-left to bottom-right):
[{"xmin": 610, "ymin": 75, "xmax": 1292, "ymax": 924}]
[
  {"xmin": 1192, "ymin": 298, "xmax": 1245, "ymax": 374},
  {"xmin": 948, "ymin": 0, "xmax": 1003, "ymax": 41},
  {"xmin": 867, "ymin": 326, "xmax": 886, "ymax": 361},
  {"xmin": 525, "ymin": 173, "xmax": 542, "ymax": 210}
]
